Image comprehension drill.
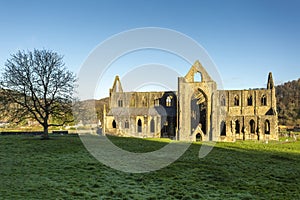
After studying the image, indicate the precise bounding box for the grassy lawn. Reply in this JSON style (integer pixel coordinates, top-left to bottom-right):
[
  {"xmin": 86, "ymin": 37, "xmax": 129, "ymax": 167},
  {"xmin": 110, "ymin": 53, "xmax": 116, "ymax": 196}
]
[{"xmin": 0, "ymin": 135, "xmax": 300, "ymax": 199}]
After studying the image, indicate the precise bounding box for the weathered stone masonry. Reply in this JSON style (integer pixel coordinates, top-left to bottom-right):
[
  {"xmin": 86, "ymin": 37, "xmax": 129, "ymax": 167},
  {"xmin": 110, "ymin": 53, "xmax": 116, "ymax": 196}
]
[{"xmin": 103, "ymin": 61, "xmax": 278, "ymax": 142}]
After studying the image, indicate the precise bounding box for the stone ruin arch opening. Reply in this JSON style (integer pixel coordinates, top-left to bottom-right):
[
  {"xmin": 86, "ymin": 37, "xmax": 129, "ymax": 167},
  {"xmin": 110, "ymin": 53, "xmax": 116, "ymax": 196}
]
[
  {"xmin": 265, "ymin": 119, "xmax": 270, "ymax": 134},
  {"xmin": 112, "ymin": 120, "xmax": 116, "ymax": 129},
  {"xmin": 196, "ymin": 133, "xmax": 202, "ymax": 142},
  {"xmin": 150, "ymin": 118, "xmax": 155, "ymax": 133},
  {"xmin": 104, "ymin": 61, "xmax": 278, "ymax": 142},
  {"xmin": 220, "ymin": 121, "xmax": 226, "ymax": 136},
  {"xmin": 235, "ymin": 120, "xmax": 240, "ymax": 134},
  {"xmin": 193, "ymin": 71, "xmax": 202, "ymax": 82},
  {"xmin": 137, "ymin": 119, "xmax": 142, "ymax": 133},
  {"xmin": 250, "ymin": 119, "xmax": 255, "ymax": 133},
  {"xmin": 191, "ymin": 88, "xmax": 208, "ymax": 135}
]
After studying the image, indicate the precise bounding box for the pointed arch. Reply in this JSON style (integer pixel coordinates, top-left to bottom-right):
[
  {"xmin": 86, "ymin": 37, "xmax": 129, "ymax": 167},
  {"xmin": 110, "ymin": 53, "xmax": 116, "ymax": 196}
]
[
  {"xmin": 250, "ymin": 119, "xmax": 255, "ymax": 133},
  {"xmin": 220, "ymin": 121, "xmax": 226, "ymax": 136},
  {"xmin": 234, "ymin": 95, "xmax": 239, "ymax": 106},
  {"xmin": 265, "ymin": 120, "xmax": 270, "ymax": 134},
  {"xmin": 247, "ymin": 95, "xmax": 253, "ymax": 106},
  {"xmin": 235, "ymin": 120, "xmax": 240, "ymax": 133},
  {"xmin": 166, "ymin": 95, "xmax": 173, "ymax": 107},
  {"xmin": 196, "ymin": 133, "xmax": 202, "ymax": 142},
  {"xmin": 184, "ymin": 60, "xmax": 213, "ymax": 82},
  {"xmin": 118, "ymin": 99, "xmax": 123, "ymax": 107},
  {"xmin": 137, "ymin": 119, "xmax": 142, "ymax": 133},
  {"xmin": 112, "ymin": 120, "xmax": 116, "ymax": 129},
  {"xmin": 193, "ymin": 72, "xmax": 202, "ymax": 82},
  {"xmin": 220, "ymin": 95, "xmax": 226, "ymax": 106},
  {"xmin": 111, "ymin": 76, "xmax": 123, "ymax": 93},
  {"xmin": 150, "ymin": 119, "xmax": 155, "ymax": 133},
  {"xmin": 191, "ymin": 88, "xmax": 208, "ymax": 135},
  {"xmin": 261, "ymin": 94, "xmax": 267, "ymax": 106}
]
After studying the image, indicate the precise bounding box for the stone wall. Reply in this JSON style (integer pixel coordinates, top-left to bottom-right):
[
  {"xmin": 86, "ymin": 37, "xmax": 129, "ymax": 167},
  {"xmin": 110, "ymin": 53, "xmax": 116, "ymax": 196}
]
[
  {"xmin": 105, "ymin": 77, "xmax": 177, "ymax": 138},
  {"xmin": 104, "ymin": 61, "xmax": 278, "ymax": 142}
]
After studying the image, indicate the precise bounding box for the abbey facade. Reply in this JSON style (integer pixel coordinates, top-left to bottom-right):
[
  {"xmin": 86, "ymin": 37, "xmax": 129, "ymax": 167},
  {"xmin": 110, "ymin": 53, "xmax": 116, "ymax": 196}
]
[{"xmin": 103, "ymin": 61, "xmax": 278, "ymax": 142}]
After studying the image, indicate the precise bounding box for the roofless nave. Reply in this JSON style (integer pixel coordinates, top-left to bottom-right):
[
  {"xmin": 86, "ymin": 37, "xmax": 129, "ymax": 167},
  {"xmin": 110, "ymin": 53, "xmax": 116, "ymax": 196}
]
[{"xmin": 103, "ymin": 61, "xmax": 278, "ymax": 142}]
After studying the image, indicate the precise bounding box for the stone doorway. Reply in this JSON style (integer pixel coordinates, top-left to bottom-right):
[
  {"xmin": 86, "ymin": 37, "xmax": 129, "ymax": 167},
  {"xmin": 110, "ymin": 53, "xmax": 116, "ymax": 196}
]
[
  {"xmin": 196, "ymin": 133, "xmax": 202, "ymax": 141},
  {"xmin": 137, "ymin": 119, "xmax": 142, "ymax": 133}
]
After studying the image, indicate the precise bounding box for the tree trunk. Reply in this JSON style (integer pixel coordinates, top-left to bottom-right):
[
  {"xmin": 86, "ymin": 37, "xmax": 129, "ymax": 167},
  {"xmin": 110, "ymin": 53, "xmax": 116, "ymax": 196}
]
[{"xmin": 42, "ymin": 125, "xmax": 49, "ymax": 140}]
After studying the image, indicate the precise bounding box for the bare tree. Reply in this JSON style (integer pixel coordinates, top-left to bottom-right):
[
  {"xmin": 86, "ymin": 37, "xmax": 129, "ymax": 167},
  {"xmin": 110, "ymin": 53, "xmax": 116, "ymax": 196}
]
[{"xmin": 0, "ymin": 49, "xmax": 76, "ymax": 139}]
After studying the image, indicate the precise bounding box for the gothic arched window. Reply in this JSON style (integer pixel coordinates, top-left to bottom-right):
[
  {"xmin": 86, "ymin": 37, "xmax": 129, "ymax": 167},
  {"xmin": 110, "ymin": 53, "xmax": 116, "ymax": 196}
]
[
  {"xmin": 247, "ymin": 95, "xmax": 253, "ymax": 106},
  {"xmin": 137, "ymin": 119, "xmax": 142, "ymax": 132},
  {"xmin": 142, "ymin": 96, "xmax": 147, "ymax": 107},
  {"xmin": 118, "ymin": 99, "xmax": 123, "ymax": 107},
  {"xmin": 150, "ymin": 119, "xmax": 155, "ymax": 133},
  {"xmin": 234, "ymin": 95, "xmax": 239, "ymax": 106},
  {"xmin": 261, "ymin": 95, "xmax": 267, "ymax": 106},
  {"xmin": 265, "ymin": 120, "xmax": 270, "ymax": 134},
  {"xmin": 250, "ymin": 119, "xmax": 255, "ymax": 133},
  {"xmin": 220, "ymin": 95, "xmax": 226, "ymax": 106},
  {"xmin": 166, "ymin": 96, "xmax": 172, "ymax": 107},
  {"xmin": 235, "ymin": 120, "xmax": 240, "ymax": 133},
  {"xmin": 112, "ymin": 120, "xmax": 116, "ymax": 128},
  {"xmin": 220, "ymin": 121, "xmax": 226, "ymax": 136}
]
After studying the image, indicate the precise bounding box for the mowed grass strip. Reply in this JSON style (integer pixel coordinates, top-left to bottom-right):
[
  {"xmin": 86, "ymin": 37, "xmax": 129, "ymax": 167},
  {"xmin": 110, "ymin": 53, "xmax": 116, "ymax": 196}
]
[{"xmin": 0, "ymin": 135, "xmax": 299, "ymax": 199}]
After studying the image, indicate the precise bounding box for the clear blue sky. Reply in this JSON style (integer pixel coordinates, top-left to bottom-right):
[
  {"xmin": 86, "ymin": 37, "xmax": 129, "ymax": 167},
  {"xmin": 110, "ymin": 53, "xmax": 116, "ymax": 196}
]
[{"xmin": 0, "ymin": 0, "xmax": 299, "ymax": 98}]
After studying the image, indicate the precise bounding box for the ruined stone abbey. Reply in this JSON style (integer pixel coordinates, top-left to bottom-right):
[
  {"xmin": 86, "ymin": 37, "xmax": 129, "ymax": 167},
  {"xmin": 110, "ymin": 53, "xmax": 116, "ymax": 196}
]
[{"xmin": 103, "ymin": 61, "xmax": 278, "ymax": 142}]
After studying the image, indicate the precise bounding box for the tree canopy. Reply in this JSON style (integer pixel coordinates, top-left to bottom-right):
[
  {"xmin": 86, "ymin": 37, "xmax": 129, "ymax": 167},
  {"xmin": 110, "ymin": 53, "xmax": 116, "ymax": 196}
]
[
  {"xmin": 276, "ymin": 78, "xmax": 300, "ymax": 126},
  {"xmin": 0, "ymin": 49, "xmax": 76, "ymax": 138}
]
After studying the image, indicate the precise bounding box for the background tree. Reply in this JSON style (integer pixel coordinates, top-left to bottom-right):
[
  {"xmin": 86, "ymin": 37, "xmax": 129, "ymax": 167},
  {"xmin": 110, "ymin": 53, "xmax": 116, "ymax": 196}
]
[{"xmin": 0, "ymin": 49, "xmax": 76, "ymax": 139}]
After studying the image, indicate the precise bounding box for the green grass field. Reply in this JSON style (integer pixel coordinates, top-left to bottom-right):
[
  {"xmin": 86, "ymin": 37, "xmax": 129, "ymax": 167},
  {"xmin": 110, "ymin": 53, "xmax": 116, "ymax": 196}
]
[{"xmin": 0, "ymin": 135, "xmax": 299, "ymax": 199}]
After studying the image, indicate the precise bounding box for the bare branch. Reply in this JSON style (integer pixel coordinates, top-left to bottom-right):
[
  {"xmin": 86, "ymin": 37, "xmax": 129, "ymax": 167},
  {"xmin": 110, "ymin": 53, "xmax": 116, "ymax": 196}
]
[{"xmin": 0, "ymin": 49, "xmax": 76, "ymax": 137}]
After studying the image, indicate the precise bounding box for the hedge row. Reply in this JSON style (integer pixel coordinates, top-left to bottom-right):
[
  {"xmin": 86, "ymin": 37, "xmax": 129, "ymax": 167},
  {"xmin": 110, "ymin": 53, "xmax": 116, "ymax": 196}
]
[{"xmin": 0, "ymin": 131, "xmax": 68, "ymax": 135}]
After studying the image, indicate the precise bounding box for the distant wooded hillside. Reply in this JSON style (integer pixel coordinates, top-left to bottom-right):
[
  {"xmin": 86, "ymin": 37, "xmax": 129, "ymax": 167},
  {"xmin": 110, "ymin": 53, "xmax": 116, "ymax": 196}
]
[
  {"xmin": 276, "ymin": 78, "xmax": 300, "ymax": 126},
  {"xmin": 95, "ymin": 97, "xmax": 109, "ymax": 124},
  {"xmin": 74, "ymin": 98, "xmax": 109, "ymax": 126}
]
